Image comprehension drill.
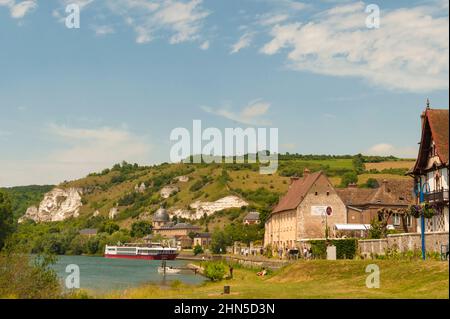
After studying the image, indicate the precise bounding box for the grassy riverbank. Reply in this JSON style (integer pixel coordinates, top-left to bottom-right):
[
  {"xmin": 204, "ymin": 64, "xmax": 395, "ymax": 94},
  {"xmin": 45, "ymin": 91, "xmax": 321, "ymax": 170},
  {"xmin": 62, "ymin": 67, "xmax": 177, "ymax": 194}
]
[{"xmin": 108, "ymin": 260, "xmax": 449, "ymax": 299}]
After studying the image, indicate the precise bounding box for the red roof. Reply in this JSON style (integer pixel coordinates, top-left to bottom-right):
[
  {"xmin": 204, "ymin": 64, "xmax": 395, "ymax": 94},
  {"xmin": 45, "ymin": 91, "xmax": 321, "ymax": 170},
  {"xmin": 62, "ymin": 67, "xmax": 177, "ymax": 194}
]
[
  {"xmin": 412, "ymin": 108, "xmax": 449, "ymax": 173},
  {"xmin": 427, "ymin": 109, "xmax": 449, "ymax": 164},
  {"xmin": 272, "ymin": 171, "xmax": 323, "ymax": 214}
]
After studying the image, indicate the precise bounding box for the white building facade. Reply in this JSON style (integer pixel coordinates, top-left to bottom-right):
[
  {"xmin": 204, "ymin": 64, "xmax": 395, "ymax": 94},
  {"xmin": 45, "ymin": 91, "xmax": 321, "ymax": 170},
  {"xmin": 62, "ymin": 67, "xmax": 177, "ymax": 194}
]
[{"xmin": 410, "ymin": 107, "xmax": 449, "ymax": 233}]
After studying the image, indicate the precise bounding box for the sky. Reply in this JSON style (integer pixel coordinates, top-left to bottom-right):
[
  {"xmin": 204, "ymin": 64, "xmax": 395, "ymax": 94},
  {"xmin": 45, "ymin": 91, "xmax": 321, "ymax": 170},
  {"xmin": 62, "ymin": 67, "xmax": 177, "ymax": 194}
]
[{"xmin": 0, "ymin": 0, "xmax": 449, "ymax": 187}]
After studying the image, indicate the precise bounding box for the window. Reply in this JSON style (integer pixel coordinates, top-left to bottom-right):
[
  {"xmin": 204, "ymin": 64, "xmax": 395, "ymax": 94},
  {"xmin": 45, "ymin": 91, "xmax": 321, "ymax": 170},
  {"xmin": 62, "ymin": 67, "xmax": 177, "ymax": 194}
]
[
  {"xmin": 406, "ymin": 215, "xmax": 412, "ymax": 227},
  {"xmin": 393, "ymin": 214, "xmax": 401, "ymax": 226},
  {"xmin": 326, "ymin": 191, "xmax": 330, "ymax": 196}
]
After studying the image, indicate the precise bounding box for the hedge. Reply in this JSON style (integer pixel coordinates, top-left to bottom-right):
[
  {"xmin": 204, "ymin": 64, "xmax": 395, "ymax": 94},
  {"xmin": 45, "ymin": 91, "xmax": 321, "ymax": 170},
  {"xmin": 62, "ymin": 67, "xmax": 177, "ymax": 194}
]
[{"xmin": 309, "ymin": 239, "xmax": 358, "ymax": 259}]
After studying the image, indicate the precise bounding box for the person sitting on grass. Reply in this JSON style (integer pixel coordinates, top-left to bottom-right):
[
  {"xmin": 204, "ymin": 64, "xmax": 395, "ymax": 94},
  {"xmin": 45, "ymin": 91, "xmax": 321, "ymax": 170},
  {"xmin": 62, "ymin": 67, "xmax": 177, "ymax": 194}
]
[{"xmin": 257, "ymin": 267, "xmax": 267, "ymax": 277}]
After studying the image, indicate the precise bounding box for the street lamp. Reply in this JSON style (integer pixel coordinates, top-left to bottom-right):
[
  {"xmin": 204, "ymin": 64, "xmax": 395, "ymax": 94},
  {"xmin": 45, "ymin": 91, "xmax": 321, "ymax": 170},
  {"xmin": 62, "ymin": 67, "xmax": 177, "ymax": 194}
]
[{"xmin": 415, "ymin": 180, "xmax": 430, "ymax": 261}]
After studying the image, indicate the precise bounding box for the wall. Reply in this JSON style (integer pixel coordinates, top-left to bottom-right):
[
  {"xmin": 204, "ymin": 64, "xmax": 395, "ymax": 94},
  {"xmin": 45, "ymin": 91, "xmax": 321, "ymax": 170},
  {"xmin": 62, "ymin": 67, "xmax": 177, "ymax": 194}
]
[
  {"xmin": 297, "ymin": 174, "xmax": 347, "ymax": 239},
  {"xmin": 359, "ymin": 232, "xmax": 449, "ymax": 257}
]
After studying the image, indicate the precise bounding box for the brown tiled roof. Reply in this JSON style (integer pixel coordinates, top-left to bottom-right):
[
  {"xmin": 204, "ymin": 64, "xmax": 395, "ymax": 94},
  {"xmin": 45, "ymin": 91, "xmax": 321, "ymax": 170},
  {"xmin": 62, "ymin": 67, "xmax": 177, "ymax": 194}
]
[
  {"xmin": 336, "ymin": 179, "xmax": 414, "ymax": 206},
  {"xmin": 335, "ymin": 188, "xmax": 375, "ymax": 206},
  {"xmin": 272, "ymin": 171, "xmax": 323, "ymax": 213},
  {"xmin": 427, "ymin": 109, "xmax": 449, "ymax": 164}
]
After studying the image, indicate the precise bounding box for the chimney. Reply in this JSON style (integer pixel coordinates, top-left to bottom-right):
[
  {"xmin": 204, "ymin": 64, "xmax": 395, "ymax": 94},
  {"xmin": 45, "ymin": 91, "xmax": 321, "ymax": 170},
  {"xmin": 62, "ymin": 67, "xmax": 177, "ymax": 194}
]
[
  {"xmin": 348, "ymin": 183, "xmax": 357, "ymax": 188},
  {"xmin": 303, "ymin": 168, "xmax": 311, "ymax": 177},
  {"xmin": 290, "ymin": 176, "xmax": 300, "ymax": 185}
]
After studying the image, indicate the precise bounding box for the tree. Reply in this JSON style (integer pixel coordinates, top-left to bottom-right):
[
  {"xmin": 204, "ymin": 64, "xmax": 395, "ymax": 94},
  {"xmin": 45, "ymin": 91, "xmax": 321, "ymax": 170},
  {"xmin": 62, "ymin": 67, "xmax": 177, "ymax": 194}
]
[
  {"xmin": 365, "ymin": 178, "xmax": 379, "ymax": 189},
  {"xmin": 211, "ymin": 230, "xmax": 231, "ymax": 254},
  {"xmin": 340, "ymin": 172, "xmax": 358, "ymax": 187},
  {"xmin": 352, "ymin": 154, "xmax": 366, "ymax": 174},
  {"xmin": 204, "ymin": 262, "xmax": 227, "ymax": 281},
  {"xmin": 368, "ymin": 218, "xmax": 383, "ymax": 239},
  {"xmin": 131, "ymin": 221, "xmax": 153, "ymax": 238},
  {"xmin": 193, "ymin": 244, "xmax": 204, "ymax": 256},
  {"xmin": 0, "ymin": 191, "xmax": 14, "ymax": 251},
  {"xmin": 99, "ymin": 221, "xmax": 120, "ymax": 235}
]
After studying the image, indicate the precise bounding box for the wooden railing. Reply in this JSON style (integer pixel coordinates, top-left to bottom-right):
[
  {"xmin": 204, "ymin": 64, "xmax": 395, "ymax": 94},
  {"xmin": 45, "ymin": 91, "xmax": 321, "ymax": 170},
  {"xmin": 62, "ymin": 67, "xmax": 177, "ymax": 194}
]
[{"xmin": 423, "ymin": 189, "xmax": 449, "ymax": 203}]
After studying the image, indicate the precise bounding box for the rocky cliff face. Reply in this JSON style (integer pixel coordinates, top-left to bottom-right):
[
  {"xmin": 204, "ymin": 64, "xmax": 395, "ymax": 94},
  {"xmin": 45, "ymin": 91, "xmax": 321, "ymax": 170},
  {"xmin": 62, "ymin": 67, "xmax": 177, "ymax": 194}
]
[
  {"xmin": 171, "ymin": 196, "xmax": 249, "ymax": 220},
  {"xmin": 19, "ymin": 188, "xmax": 83, "ymax": 223}
]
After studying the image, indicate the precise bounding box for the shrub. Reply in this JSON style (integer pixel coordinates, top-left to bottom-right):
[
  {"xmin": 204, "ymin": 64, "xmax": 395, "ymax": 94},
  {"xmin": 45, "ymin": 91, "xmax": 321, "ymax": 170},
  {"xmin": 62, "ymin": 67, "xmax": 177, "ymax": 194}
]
[
  {"xmin": 309, "ymin": 239, "xmax": 358, "ymax": 259},
  {"xmin": 340, "ymin": 172, "xmax": 358, "ymax": 187},
  {"xmin": 0, "ymin": 250, "xmax": 61, "ymax": 299},
  {"xmin": 99, "ymin": 221, "xmax": 120, "ymax": 235},
  {"xmin": 193, "ymin": 244, "xmax": 204, "ymax": 256},
  {"xmin": 131, "ymin": 221, "xmax": 152, "ymax": 238},
  {"xmin": 365, "ymin": 178, "xmax": 380, "ymax": 189},
  {"xmin": 204, "ymin": 262, "xmax": 227, "ymax": 282}
]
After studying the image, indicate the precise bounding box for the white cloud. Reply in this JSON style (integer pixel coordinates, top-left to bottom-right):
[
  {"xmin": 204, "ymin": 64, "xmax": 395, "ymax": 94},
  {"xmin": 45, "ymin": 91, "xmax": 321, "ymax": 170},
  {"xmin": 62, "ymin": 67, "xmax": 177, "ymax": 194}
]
[
  {"xmin": 58, "ymin": 0, "xmax": 94, "ymax": 10},
  {"xmin": 260, "ymin": 1, "xmax": 449, "ymax": 92},
  {"xmin": 366, "ymin": 143, "xmax": 418, "ymax": 158},
  {"xmin": 230, "ymin": 31, "xmax": 254, "ymax": 54},
  {"xmin": 202, "ymin": 99, "xmax": 272, "ymax": 125},
  {"xmin": 0, "ymin": 0, "xmax": 37, "ymax": 19},
  {"xmin": 258, "ymin": 13, "xmax": 289, "ymax": 26},
  {"xmin": 0, "ymin": 125, "xmax": 152, "ymax": 186},
  {"xmin": 47, "ymin": 124, "xmax": 151, "ymax": 164},
  {"xmin": 106, "ymin": 0, "xmax": 210, "ymax": 45}
]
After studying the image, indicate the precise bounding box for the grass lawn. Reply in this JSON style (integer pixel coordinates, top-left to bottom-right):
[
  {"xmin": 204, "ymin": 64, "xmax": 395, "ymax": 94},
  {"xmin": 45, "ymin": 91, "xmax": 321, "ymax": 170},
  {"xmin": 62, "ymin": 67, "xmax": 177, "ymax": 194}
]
[{"xmin": 108, "ymin": 260, "xmax": 449, "ymax": 299}]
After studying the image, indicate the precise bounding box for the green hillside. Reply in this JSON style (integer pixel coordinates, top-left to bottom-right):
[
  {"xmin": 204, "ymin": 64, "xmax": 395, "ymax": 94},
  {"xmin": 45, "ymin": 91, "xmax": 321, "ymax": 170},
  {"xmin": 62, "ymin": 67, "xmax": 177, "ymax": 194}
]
[
  {"xmin": 5, "ymin": 154, "xmax": 415, "ymax": 256},
  {"xmin": 1, "ymin": 185, "xmax": 54, "ymax": 221},
  {"xmin": 8, "ymin": 154, "xmax": 415, "ymax": 226}
]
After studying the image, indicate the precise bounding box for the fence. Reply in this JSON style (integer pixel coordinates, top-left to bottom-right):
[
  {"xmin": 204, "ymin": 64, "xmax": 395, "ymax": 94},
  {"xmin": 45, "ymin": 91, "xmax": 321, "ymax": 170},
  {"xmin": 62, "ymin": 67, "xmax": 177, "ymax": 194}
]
[{"xmin": 359, "ymin": 232, "xmax": 449, "ymax": 257}]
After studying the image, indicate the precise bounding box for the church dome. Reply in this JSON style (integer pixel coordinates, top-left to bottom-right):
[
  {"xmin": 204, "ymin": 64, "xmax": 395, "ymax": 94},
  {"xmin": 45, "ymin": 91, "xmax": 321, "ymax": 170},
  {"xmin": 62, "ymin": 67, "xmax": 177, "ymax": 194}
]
[{"xmin": 153, "ymin": 207, "xmax": 170, "ymax": 222}]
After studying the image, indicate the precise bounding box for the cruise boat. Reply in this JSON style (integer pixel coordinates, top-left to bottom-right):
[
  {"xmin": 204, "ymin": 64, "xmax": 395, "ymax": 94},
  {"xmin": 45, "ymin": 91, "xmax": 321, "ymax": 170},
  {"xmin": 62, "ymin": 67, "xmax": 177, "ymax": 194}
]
[{"xmin": 104, "ymin": 244, "xmax": 178, "ymax": 260}]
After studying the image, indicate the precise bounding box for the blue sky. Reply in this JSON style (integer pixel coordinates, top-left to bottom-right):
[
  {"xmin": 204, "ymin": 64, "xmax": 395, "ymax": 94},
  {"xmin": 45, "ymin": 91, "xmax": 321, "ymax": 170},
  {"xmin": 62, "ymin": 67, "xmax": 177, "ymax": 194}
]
[{"xmin": 0, "ymin": 0, "xmax": 448, "ymax": 186}]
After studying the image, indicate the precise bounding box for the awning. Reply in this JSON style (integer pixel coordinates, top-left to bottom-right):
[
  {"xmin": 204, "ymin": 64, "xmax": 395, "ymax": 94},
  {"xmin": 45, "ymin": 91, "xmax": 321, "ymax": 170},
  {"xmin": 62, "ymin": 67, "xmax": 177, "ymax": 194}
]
[
  {"xmin": 334, "ymin": 224, "xmax": 396, "ymax": 231},
  {"xmin": 335, "ymin": 224, "xmax": 370, "ymax": 231}
]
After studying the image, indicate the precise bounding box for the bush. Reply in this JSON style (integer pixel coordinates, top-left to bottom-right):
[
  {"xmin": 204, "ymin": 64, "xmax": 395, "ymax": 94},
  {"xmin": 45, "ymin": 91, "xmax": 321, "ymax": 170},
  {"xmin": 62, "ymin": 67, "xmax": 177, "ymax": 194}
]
[
  {"xmin": 365, "ymin": 178, "xmax": 380, "ymax": 189},
  {"xmin": 204, "ymin": 262, "xmax": 227, "ymax": 282},
  {"xmin": 340, "ymin": 172, "xmax": 358, "ymax": 187},
  {"xmin": 368, "ymin": 218, "xmax": 383, "ymax": 239},
  {"xmin": 193, "ymin": 244, "xmax": 204, "ymax": 256},
  {"xmin": 99, "ymin": 221, "xmax": 120, "ymax": 235},
  {"xmin": 131, "ymin": 221, "xmax": 152, "ymax": 238},
  {"xmin": 309, "ymin": 239, "xmax": 358, "ymax": 259},
  {"xmin": 0, "ymin": 250, "xmax": 61, "ymax": 299}
]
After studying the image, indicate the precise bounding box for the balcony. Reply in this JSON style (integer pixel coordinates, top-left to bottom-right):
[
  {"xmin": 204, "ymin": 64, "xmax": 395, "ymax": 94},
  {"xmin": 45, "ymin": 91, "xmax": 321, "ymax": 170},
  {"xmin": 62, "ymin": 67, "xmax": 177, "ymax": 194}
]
[{"xmin": 422, "ymin": 189, "xmax": 449, "ymax": 203}]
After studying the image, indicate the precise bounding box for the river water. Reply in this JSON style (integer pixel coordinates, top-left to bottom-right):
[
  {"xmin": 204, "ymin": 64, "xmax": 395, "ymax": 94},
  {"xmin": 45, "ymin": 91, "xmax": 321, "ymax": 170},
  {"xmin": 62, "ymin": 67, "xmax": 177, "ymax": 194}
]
[{"xmin": 51, "ymin": 255, "xmax": 205, "ymax": 294}]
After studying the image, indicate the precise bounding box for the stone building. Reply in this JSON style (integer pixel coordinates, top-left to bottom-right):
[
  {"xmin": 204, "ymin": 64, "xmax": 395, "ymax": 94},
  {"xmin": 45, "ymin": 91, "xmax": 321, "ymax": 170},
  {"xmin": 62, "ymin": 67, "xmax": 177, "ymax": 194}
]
[
  {"xmin": 243, "ymin": 212, "xmax": 261, "ymax": 225},
  {"xmin": 152, "ymin": 207, "xmax": 202, "ymax": 237},
  {"xmin": 408, "ymin": 104, "xmax": 449, "ymax": 232},
  {"xmin": 193, "ymin": 233, "xmax": 212, "ymax": 249},
  {"xmin": 336, "ymin": 179, "xmax": 416, "ymax": 234},
  {"xmin": 264, "ymin": 170, "xmax": 347, "ymax": 251}
]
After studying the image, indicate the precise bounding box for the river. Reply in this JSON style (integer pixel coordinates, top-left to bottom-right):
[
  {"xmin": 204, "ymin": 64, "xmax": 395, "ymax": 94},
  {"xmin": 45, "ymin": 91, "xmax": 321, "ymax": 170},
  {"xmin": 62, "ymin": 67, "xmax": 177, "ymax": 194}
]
[{"xmin": 51, "ymin": 255, "xmax": 205, "ymax": 294}]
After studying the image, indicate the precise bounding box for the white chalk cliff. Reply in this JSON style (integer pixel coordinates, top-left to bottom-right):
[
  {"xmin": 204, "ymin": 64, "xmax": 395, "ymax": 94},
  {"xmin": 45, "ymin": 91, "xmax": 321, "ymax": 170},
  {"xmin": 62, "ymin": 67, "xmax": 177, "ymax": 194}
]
[
  {"xmin": 19, "ymin": 188, "xmax": 83, "ymax": 223},
  {"xmin": 171, "ymin": 196, "xmax": 248, "ymax": 220}
]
